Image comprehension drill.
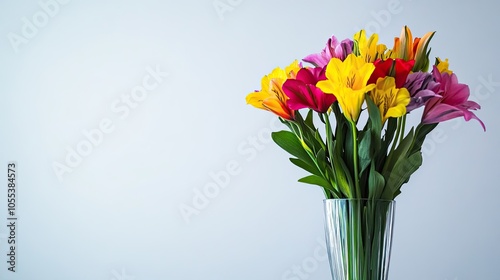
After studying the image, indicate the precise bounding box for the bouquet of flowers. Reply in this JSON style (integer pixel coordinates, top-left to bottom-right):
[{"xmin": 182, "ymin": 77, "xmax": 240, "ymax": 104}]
[{"xmin": 246, "ymin": 26, "xmax": 484, "ymax": 200}]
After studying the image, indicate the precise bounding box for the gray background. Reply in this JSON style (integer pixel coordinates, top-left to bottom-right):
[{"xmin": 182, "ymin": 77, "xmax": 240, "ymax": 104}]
[{"xmin": 0, "ymin": 0, "xmax": 498, "ymax": 279}]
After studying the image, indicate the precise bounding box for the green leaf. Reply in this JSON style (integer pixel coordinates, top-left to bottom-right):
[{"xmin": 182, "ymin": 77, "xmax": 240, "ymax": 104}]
[
  {"xmin": 298, "ymin": 175, "xmax": 331, "ymax": 189},
  {"xmin": 409, "ymin": 123, "xmax": 438, "ymax": 155},
  {"xmin": 383, "ymin": 118, "xmax": 398, "ymax": 147},
  {"xmin": 368, "ymin": 164, "xmax": 385, "ymax": 201},
  {"xmin": 304, "ymin": 128, "xmax": 324, "ymax": 155},
  {"xmin": 380, "ymin": 118, "xmax": 398, "ymax": 168},
  {"xmin": 383, "ymin": 128, "xmax": 415, "ymax": 175},
  {"xmin": 357, "ymin": 98, "xmax": 383, "ymax": 175},
  {"xmin": 304, "ymin": 109, "xmax": 315, "ymax": 129},
  {"xmin": 334, "ymin": 120, "xmax": 346, "ymax": 154},
  {"xmin": 382, "ymin": 151, "xmax": 423, "ymax": 199},
  {"xmin": 330, "ymin": 105, "xmax": 348, "ymax": 154},
  {"xmin": 358, "ymin": 131, "xmax": 372, "ymax": 173},
  {"xmin": 366, "ymin": 96, "xmax": 382, "ymax": 141},
  {"xmin": 271, "ymin": 131, "xmax": 312, "ymax": 164},
  {"xmin": 289, "ymin": 158, "xmax": 321, "ymax": 177},
  {"xmin": 313, "ymin": 130, "xmax": 327, "ymax": 151},
  {"xmin": 332, "ymin": 151, "xmax": 353, "ymax": 198},
  {"xmin": 344, "ymin": 120, "xmax": 355, "ymax": 172},
  {"xmin": 315, "ymin": 148, "xmax": 328, "ymax": 171}
]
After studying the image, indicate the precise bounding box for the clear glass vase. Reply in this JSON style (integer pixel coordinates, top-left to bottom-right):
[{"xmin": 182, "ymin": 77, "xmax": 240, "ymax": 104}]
[{"xmin": 324, "ymin": 199, "xmax": 396, "ymax": 280}]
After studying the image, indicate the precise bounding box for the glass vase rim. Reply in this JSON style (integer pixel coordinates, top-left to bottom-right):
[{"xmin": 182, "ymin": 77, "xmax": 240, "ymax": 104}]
[{"xmin": 323, "ymin": 198, "xmax": 395, "ymax": 203}]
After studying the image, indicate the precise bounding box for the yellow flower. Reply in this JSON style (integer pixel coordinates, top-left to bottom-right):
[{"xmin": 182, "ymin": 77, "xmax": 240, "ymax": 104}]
[
  {"xmin": 368, "ymin": 76, "xmax": 410, "ymax": 123},
  {"xmin": 317, "ymin": 54, "xmax": 376, "ymax": 122},
  {"xmin": 246, "ymin": 60, "xmax": 301, "ymax": 120},
  {"xmin": 284, "ymin": 60, "xmax": 301, "ymax": 78},
  {"xmin": 353, "ymin": 30, "xmax": 388, "ymax": 62},
  {"xmin": 436, "ymin": 57, "xmax": 453, "ymax": 74}
]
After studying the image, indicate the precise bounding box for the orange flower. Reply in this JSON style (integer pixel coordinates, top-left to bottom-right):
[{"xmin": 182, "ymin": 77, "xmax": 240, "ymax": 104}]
[
  {"xmin": 388, "ymin": 26, "xmax": 435, "ymax": 71},
  {"xmin": 246, "ymin": 61, "xmax": 300, "ymax": 120}
]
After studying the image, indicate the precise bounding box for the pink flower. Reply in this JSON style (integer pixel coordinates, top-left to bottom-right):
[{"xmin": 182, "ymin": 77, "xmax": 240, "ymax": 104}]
[
  {"xmin": 422, "ymin": 66, "xmax": 485, "ymax": 130},
  {"xmin": 303, "ymin": 36, "xmax": 353, "ymax": 67},
  {"xmin": 282, "ymin": 67, "xmax": 336, "ymax": 113}
]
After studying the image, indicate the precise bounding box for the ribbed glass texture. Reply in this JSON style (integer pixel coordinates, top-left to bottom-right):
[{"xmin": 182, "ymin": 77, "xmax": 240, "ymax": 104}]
[{"xmin": 324, "ymin": 199, "xmax": 396, "ymax": 280}]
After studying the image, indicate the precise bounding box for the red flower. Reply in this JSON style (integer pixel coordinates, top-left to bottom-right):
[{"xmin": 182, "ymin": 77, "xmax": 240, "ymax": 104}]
[{"xmin": 368, "ymin": 58, "xmax": 415, "ymax": 88}]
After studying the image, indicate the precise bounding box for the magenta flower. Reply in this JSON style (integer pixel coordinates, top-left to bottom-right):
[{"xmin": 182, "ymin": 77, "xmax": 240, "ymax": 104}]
[
  {"xmin": 303, "ymin": 36, "xmax": 353, "ymax": 67},
  {"xmin": 282, "ymin": 67, "xmax": 336, "ymax": 113},
  {"xmin": 404, "ymin": 71, "xmax": 441, "ymax": 112},
  {"xmin": 422, "ymin": 66, "xmax": 485, "ymax": 130}
]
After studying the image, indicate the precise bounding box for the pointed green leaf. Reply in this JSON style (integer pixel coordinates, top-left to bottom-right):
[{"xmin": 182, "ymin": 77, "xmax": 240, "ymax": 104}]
[
  {"xmin": 368, "ymin": 164, "xmax": 385, "ymax": 200},
  {"xmin": 298, "ymin": 175, "xmax": 331, "ymax": 189},
  {"xmin": 344, "ymin": 121, "xmax": 355, "ymax": 172},
  {"xmin": 358, "ymin": 131, "xmax": 372, "ymax": 173},
  {"xmin": 332, "ymin": 152, "xmax": 353, "ymax": 198},
  {"xmin": 315, "ymin": 148, "xmax": 327, "ymax": 170},
  {"xmin": 383, "ymin": 128, "xmax": 415, "ymax": 176},
  {"xmin": 383, "ymin": 118, "xmax": 398, "ymax": 148},
  {"xmin": 271, "ymin": 131, "xmax": 312, "ymax": 164},
  {"xmin": 409, "ymin": 123, "xmax": 438, "ymax": 155},
  {"xmin": 366, "ymin": 96, "xmax": 382, "ymax": 141},
  {"xmin": 289, "ymin": 158, "xmax": 321, "ymax": 177},
  {"xmin": 382, "ymin": 151, "xmax": 422, "ymax": 199},
  {"xmin": 313, "ymin": 129, "xmax": 327, "ymax": 151},
  {"xmin": 358, "ymin": 95, "xmax": 384, "ymax": 173},
  {"xmin": 304, "ymin": 109, "xmax": 315, "ymax": 129},
  {"xmin": 380, "ymin": 118, "xmax": 398, "ymax": 169}
]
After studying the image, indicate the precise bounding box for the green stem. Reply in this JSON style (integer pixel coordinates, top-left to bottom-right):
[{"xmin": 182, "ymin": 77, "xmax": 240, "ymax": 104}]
[
  {"xmin": 291, "ymin": 121, "xmax": 341, "ymax": 198},
  {"xmin": 399, "ymin": 114, "xmax": 407, "ymax": 143},
  {"xmin": 383, "ymin": 117, "xmax": 404, "ymax": 174},
  {"xmin": 350, "ymin": 121, "xmax": 361, "ymax": 198},
  {"xmin": 391, "ymin": 117, "xmax": 403, "ymax": 153},
  {"xmin": 324, "ymin": 113, "xmax": 338, "ymax": 182}
]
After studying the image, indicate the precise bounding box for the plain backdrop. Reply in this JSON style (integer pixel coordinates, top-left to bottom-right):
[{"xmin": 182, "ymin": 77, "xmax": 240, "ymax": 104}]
[{"xmin": 0, "ymin": 0, "xmax": 498, "ymax": 279}]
